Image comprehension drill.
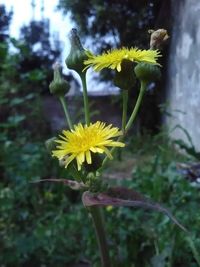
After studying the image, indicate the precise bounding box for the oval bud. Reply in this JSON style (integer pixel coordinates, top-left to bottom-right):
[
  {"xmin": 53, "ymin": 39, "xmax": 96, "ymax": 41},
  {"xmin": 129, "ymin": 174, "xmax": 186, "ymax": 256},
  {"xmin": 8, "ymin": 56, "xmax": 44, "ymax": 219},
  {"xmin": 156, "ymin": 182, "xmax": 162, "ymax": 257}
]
[
  {"xmin": 49, "ymin": 63, "xmax": 70, "ymax": 97},
  {"xmin": 134, "ymin": 62, "xmax": 161, "ymax": 83},
  {"xmin": 65, "ymin": 29, "xmax": 88, "ymax": 75}
]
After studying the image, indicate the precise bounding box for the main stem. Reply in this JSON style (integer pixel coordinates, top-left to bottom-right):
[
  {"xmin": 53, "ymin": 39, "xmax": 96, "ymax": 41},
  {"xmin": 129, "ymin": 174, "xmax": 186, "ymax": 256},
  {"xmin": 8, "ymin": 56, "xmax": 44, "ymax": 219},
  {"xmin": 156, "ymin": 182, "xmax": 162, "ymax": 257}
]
[
  {"xmin": 80, "ymin": 73, "xmax": 90, "ymax": 125},
  {"xmin": 89, "ymin": 207, "xmax": 111, "ymax": 267},
  {"xmin": 59, "ymin": 96, "xmax": 73, "ymax": 129}
]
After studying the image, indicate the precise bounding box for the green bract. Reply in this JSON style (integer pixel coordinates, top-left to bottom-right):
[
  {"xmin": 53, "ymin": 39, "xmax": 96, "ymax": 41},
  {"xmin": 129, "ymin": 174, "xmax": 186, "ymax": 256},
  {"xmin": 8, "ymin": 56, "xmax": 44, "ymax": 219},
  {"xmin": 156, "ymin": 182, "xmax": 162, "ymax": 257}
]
[
  {"xmin": 65, "ymin": 29, "xmax": 88, "ymax": 75},
  {"xmin": 49, "ymin": 63, "xmax": 70, "ymax": 97},
  {"xmin": 45, "ymin": 137, "xmax": 57, "ymax": 154},
  {"xmin": 134, "ymin": 62, "xmax": 161, "ymax": 83},
  {"xmin": 113, "ymin": 59, "xmax": 136, "ymax": 90}
]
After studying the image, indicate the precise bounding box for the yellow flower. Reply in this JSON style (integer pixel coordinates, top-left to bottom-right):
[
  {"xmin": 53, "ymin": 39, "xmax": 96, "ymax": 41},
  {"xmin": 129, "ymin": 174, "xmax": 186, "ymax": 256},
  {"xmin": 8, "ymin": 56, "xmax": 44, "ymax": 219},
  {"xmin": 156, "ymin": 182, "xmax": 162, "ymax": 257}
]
[
  {"xmin": 52, "ymin": 121, "xmax": 125, "ymax": 171},
  {"xmin": 84, "ymin": 47, "xmax": 161, "ymax": 72}
]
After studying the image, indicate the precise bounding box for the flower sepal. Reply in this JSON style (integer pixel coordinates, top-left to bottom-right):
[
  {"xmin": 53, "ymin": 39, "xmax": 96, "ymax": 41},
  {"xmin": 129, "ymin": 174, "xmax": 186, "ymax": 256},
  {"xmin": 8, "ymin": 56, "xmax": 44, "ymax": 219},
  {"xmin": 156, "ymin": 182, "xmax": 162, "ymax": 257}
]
[{"xmin": 45, "ymin": 137, "xmax": 57, "ymax": 154}]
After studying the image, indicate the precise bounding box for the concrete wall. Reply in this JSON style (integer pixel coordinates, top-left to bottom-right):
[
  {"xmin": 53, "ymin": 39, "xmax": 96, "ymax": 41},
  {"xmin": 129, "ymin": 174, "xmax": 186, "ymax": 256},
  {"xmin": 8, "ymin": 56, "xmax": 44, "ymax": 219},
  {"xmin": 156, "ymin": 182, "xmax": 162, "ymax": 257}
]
[{"xmin": 166, "ymin": 0, "xmax": 200, "ymax": 149}]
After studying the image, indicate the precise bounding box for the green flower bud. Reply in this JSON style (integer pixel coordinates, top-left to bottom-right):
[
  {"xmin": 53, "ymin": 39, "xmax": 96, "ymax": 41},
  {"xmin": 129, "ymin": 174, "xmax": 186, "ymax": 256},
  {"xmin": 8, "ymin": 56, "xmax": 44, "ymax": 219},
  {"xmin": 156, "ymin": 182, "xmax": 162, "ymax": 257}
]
[
  {"xmin": 113, "ymin": 59, "xmax": 136, "ymax": 90},
  {"xmin": 49, "ymin": 63, "xmax": 70, "ymax": 97},
  {"xmin": 86, "ymin": 172, "xmax": 108, "ymax": 193},
  {"xmin": 45, "ymin": 137, "xmax": 57, "ymax": 154},
  {"xmin": 134, "ymin": 62, "xmax": 161, "ymax": 84},
  {"xmin": 65, "ymin": 28, "xmax": 88, "ymax": 75}
]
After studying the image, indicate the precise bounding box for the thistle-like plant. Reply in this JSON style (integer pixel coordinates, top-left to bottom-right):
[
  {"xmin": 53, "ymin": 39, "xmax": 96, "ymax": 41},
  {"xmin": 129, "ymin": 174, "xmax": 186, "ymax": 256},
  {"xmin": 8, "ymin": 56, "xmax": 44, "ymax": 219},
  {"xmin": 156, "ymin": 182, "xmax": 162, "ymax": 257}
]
[{"xmin": 37, "ymin": 28, "xmax": 188, "ymax": 267}]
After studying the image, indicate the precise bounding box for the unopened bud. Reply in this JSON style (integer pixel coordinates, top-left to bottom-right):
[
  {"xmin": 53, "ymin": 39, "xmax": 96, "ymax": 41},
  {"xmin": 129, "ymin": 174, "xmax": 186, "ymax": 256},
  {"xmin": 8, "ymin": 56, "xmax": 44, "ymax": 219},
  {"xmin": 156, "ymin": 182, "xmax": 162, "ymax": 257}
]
[
  {"xmin": 65, "ymin": 29, "xmax": 88, "ymax": 75},
  {"xmin": 134, "ymin": 62, "xmax": 161, "ymax": 84},
  {"xmin": 49, "ymin": 63, "xmax": 70, "ymax": 97}
]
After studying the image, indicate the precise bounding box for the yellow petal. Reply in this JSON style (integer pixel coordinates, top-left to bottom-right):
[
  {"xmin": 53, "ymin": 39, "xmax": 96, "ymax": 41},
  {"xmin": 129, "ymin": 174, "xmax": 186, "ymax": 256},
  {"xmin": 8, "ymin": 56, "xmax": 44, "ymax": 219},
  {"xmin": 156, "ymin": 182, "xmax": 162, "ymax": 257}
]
[
  {"xmin": 52, "ymin": 150, "xmax": 67, "ymax": 159},
  {"xmin": 106, "ymin": 141, "xmax": 125, "ymax": 147},
  {"xmin": 77, "ymin": 152, "xmax": 85, "ymax": 165},
  {"xmin": 77, "ymin": 160, "xmax": 81, "ymax": 171},
  {"xmin": 117, "ymin": 63, "xmax": 121, "ymax": 72},
  {"xmin": 86, "ymin": 150, "xmax": 92, "ymax": 164},
  {"xmin": 64, "ymin": 154, "xmax": 76, "ymax": 168}
]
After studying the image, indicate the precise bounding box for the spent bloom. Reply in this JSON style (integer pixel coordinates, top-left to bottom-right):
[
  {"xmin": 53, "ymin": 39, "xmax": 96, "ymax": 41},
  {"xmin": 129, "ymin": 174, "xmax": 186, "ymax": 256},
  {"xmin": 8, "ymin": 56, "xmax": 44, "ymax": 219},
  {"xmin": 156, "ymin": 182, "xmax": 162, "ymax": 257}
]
[
  {"xmin": 52, "ymin": 121, "xmax": 125, "ymax": 171},
  {"xmin": 84, "ymin": 47, "xmax": 161, "ymax": 72},
  {"xmin": 149, "ymin": 29, "xmax": 169, "ymax": 49}
]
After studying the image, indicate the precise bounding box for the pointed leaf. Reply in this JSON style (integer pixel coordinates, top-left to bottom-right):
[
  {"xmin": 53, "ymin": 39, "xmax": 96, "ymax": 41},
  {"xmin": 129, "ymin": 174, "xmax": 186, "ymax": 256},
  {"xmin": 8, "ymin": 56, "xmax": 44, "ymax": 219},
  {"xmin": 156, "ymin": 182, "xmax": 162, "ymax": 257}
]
[{"xmin": 82, "ymin": 187, "xmax": 187, "ymax": 232}]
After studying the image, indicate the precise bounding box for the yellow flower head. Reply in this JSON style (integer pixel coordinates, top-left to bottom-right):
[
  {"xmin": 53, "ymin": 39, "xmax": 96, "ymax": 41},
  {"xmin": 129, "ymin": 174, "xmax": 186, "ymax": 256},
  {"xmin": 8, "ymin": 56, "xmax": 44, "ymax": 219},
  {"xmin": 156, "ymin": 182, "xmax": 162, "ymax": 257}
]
[
  {"xmin": 52, "ymin": 121, "xmax": 125, "ymax": 171},
  {"xmin": 84, "ymin": 47, "xmax": 161, "ymax": 72}
]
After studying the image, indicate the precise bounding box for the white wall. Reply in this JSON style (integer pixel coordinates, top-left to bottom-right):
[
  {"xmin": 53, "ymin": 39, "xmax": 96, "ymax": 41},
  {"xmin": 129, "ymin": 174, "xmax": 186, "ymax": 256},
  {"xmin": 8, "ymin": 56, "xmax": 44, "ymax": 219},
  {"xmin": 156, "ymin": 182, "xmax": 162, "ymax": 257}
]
[{"xmin": 166, "ymin": 0, "xmax": 200, "ymax": 149}]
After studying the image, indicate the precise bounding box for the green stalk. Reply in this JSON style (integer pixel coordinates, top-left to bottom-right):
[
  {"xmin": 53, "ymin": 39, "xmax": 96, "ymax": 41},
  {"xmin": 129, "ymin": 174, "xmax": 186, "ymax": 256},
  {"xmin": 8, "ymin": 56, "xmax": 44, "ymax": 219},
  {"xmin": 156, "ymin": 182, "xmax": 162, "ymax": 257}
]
[
  {"xmin": 59, "ymin": 96, "xmax": 73, "ymax": 129},
  {"xmin": 80, "ymin": 73, "xmax": 90, "ymax": 125},
  {"xmin": 89, "ymin": 207, "xmax": 111, "ymax": 267},
  {"xmin": 101, "ymin": 81, "xmax": 146, "ymax": 169},
  {"xmin": 122, "ymin": 90, "xmax": 128, "ymax": 134},
  {"xmin": 125, "ymin": 81, "xmax": 147, "ymax": 132},
  {"xmin": 186, "ymin": 236, "xmax": 200, "ymax": 267}
]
